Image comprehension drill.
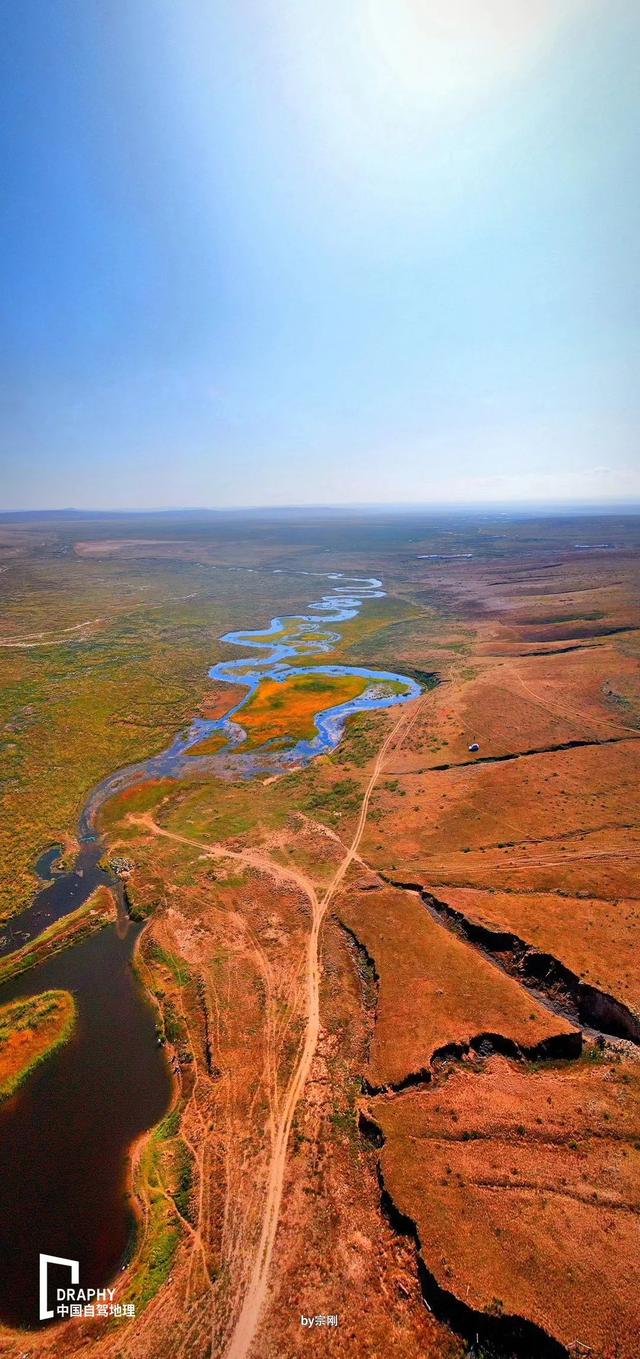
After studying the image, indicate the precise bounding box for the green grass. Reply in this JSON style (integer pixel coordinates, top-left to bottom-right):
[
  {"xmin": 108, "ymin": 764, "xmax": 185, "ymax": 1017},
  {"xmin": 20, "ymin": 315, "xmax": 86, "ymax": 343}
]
[
  {"xmin": 0, "ymin": 550, "xmax": 315, "ymax": 920},
  {"xmin": 148, "ymin": 942, "xmax": 192, "ymax": 986},
  {"xmin": 302, "ymin": 776, "xmax": 361, "ymax": 823},
  {"xmin": 120, "ymin": 1104, "xmax": 189, "ymax": 1314},
  {"xmin": 122, "ymin": 1195, "xmax": 181, "ymax": 1316},
  {"xmin": 172, "ymin": 1138, "xmax": 195, "ymax": 1221}
]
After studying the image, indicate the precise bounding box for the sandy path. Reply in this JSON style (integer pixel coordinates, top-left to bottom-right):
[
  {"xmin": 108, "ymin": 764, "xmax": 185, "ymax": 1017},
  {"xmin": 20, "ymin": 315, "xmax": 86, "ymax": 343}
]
[
  {"xmin": 222, "ymin": 698, "xmax": 422, "ymax": 1359},
  {"xmin": 131, "ymin": 693, "xmax": 426, "ymax": 1359},
  {"xmin": 506, "ymin": 661, "xmax": 640, "ymax": 737},
  {"xmin": 421, "ymin": 847, "xmax": 640, "ymax": 876},
  {"xmin": 0, "ymin": 618, "xmax": 104, "ymax": 647}
]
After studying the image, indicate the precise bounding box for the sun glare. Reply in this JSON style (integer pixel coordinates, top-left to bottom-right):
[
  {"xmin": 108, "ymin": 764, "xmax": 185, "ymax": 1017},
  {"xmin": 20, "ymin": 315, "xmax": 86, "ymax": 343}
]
[{"xmin": 364, "ymin": 0, "xmax": 589, "ymax": 108}]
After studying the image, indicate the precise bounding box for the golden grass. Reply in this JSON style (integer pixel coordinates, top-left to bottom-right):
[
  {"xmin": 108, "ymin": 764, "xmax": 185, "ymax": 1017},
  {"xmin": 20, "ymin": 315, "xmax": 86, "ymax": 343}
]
[
  {"xmin": 370, "ymin": 1055, "xmax": 640, "ymax": 1358},
  {"xmin": 430, "ymin": 884, "xmax": 640, "ymax": 1017},
  {"xmin": 237, "ymin": 671, "xmax": 368, "ymax": 749},
  {"xmin": 184, "ymin": 731, "xmax": 228, "ymax": 758},
  {"xmin": 366, "ymin": 739, "xmax": 640, "ymax": 900},
  {"xmin": 339, "ymin": 884, "xmax": 576, "ymax": 1089},
  {"xmin": 0, "ymin": 989, "xmax": 76, "ymax": 1100}
]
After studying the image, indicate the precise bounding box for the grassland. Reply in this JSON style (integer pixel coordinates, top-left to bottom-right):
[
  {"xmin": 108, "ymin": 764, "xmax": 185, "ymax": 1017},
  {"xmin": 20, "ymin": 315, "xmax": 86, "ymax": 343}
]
[
  {"xmin": 345, "ymin": 524, "xmax": 640, "ymax": 1356},
  {"xmin": 0, "ymin": 988, "xmax": 75, "ymax": 1101},
  {"xmin": 0, "ymin": 533, "xmax": 314, "ymax": 919},
  {"xmin": 119, "ymin": 1108, "xmax": 188, "ymax": 1317},
  {"xmin": 369, "ymin": 1054, "xmax": 640, "ymax": 1359},
  {"xmin": 420, "ymin": 883, "xmax": 640, "ymax": 1021},
  {"xmin": 338, "ymin": 883, "xmax": 578, "ymax": 1090},
  {"xmin": 1, "ymin": 510, "xmax": 639, "ymax": 1359}
]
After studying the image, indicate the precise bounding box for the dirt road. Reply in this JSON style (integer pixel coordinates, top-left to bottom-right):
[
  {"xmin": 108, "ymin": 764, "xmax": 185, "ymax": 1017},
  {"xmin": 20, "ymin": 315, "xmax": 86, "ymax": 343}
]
[
  {"xmin": 132, "ymin": 696, "xmax": 424, "ymax": 1359},
  {"xmin": 222, "ymin": 700, "xmax": 421, "ymax": 1359}
]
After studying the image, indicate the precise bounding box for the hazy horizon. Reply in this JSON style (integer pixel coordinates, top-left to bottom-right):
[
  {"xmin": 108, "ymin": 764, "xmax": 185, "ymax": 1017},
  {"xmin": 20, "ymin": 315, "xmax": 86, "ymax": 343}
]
[{"xmin": 2, "ymin": 499, "xmax": 640, "ymax": 520}]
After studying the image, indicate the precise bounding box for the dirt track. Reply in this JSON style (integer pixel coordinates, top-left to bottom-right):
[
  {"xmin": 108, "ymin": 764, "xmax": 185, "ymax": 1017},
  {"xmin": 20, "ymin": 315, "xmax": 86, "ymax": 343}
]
[{"xmin": 133, "ymin": 695, "xmax": 425, "ymax": 1359}]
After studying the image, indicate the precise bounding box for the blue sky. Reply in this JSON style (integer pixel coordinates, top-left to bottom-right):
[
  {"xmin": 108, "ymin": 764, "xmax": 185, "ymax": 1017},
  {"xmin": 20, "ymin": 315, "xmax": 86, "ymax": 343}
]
[{"xmin": 1, "ymin": 1, "xmax": 638, "ymax": 509}]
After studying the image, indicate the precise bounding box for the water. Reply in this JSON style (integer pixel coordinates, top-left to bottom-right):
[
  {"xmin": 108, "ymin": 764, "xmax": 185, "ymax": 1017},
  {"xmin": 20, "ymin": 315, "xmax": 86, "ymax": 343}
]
[
  {"xmin": 34, "ymin": 845, "xmax": 63, "ymax": 880},
  {"xmin": 0, "ymin": 921, "xmax": 171, "ymax": 1327},
  {"xmin": 0, "ymin": 572, "xmax": 419, "ymax": 1329},
  {"xmin": 0, "ymin": 840, "xmax": 111, "ymax": 960},
  {"xmin": 82, "ymin": 575, "xmax": 421, "ymax": 819}
]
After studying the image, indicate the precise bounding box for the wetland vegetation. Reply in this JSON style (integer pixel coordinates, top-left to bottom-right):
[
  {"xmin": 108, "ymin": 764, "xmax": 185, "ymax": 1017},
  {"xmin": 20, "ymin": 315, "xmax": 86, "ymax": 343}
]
[
  {"xmin": 0, "ymin": 989, "xmax": 75, "ymax": 1102},
  {"xmin": 1, "ymin": 509, "xmax": 639, "ymax": 1357}
]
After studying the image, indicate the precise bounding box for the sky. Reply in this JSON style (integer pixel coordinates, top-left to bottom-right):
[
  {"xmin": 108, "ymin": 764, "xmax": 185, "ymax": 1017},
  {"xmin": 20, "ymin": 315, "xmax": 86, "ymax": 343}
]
[{"xmin": 0, "ymin": 0, "xmax": 638, "ymax": 510}]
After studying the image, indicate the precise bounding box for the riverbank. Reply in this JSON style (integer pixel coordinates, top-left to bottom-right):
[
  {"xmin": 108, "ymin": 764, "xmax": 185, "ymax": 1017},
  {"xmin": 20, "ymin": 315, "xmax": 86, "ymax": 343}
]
[
  {"xmin": 0, "ymin": 885, "xmax": 117, "ymax": 983},
  {"xmin": 0, "ymin": 569, "xmax": 420, "ymax": 1334}
]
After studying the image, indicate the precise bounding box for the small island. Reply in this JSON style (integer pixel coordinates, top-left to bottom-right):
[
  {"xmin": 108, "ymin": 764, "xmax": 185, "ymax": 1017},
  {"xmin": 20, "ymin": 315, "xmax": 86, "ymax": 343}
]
[{"xmin": 0, "ymin": 989, "xmax": 76, "ymax": 1102}]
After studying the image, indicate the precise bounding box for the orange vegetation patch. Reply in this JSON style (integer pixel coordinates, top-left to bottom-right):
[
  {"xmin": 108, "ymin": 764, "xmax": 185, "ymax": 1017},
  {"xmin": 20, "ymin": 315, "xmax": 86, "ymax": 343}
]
[
  {"xmin": 237, "ymin": 671, "xmax": 368, "ymax": 749},
  {"xmin": 428, "ymin": 884, "xmax": 640, "ymax": 1020},
  {"xmin": 197, "ymin": 681, "xmax": 247, "ymax": 721},
  {"xmin": 0, "ymin": 989, "xmax": 75, "ymax": 1101},
  {"xmin": 369, "ymin": 1054, "xmax": 640, "ymax": 1359},
  {"xmin": 184, "ymin": 732, "xmax": 228, "ymax": 758},
  {"xmin": 338, "ymin": 884, "xmax": 577, "ymax": 1090}
]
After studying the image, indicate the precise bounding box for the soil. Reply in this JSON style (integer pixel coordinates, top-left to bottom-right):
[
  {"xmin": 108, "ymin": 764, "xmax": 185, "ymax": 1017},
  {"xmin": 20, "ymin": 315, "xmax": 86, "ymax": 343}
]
[{"xmin": 1, "ymin": 513, "xmax": 639, "ymax": 1359}]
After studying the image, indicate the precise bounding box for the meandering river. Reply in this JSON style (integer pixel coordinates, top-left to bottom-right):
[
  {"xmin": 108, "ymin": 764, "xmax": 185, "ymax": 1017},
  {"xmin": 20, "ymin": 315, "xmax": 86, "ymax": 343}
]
[
  {"xmin": 0, "ymin": 573, "xmax": 419, "ymax": 1329},
  {"xmin": 82, "ymin": 574, "xmax": 421, "ymax": 818}
]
